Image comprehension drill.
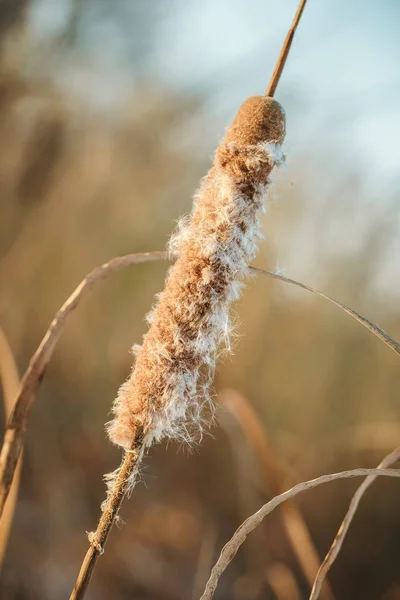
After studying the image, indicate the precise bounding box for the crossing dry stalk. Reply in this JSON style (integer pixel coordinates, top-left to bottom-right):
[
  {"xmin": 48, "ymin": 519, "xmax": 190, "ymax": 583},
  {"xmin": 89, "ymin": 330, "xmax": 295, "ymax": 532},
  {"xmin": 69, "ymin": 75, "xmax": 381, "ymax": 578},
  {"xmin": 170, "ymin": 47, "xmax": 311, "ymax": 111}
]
[
  {"xmin": 309, "ymin": 448, "xmax": 400, "ymax": 600},
  {"xmin": 0, "ymin": 252, "xmax": 167, "ymax": 519},
  {"xmin": 200, "ymin": 468, "xmax": 400, "ymax": 600},
  {"xmin": 221, "ymin": 388, "xmax": 335, "ymax": 600},
  {"xmin": 1, "ymin": 253, "xmax": 396, "ymax": 528}
]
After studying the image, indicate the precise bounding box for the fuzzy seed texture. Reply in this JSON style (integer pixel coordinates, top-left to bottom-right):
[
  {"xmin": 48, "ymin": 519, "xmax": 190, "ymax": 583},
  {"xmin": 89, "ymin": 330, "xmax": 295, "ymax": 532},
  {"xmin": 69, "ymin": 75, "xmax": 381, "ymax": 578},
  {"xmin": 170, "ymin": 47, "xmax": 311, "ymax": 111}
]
[{"xmin": 107, "ymin": 96, "xmax": 286, "ymax": 450}]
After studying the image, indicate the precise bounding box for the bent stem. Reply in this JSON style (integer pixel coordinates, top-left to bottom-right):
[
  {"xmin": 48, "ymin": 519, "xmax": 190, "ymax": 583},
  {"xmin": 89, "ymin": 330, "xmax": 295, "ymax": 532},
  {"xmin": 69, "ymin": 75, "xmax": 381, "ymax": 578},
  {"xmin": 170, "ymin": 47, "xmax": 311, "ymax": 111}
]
[
  {"xmin": 1, "ymin": 252, "xmax": 399, "ymax": 522},
  {"xmin": 1, "ymin": 253, "xmax": 399, "ymax": 522},
  {"xmin": 221, "ymin": 389, "xmax": 335, "ymax": 600},
  {"xmin": 0, "ymin": 251, "xmax": 167, "ymax": 520},
  {"xmin": 200, "ymin": 467, "xmax": 400, "ymax": 600},
  {"xmin": 70, "ymin": 427, "xmax": 145, "ymax": 600},
  {"xmin": 251, "ymin": 266, "xmax": 400, "ymax": 357},
  {"xmin": 309, "ymin": 447, "xmax": 400, "ymax": 600}
]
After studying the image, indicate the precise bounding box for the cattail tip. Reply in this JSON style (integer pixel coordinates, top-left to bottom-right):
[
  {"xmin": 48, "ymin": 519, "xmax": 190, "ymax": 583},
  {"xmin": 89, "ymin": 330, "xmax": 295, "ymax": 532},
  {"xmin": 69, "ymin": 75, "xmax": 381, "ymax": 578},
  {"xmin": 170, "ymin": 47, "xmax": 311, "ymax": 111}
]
[{"xmin": 224, "ymin": 95, "xmax": 286, "ymax": 148}]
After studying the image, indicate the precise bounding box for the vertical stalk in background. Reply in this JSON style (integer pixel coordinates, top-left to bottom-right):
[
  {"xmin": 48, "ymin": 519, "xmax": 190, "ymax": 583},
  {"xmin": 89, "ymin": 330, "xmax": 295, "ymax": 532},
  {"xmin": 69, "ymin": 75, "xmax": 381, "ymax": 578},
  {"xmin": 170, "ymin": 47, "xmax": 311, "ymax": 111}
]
[
  {"xmin": 0, "ymin": 328, "xmax": 22, "ymax": 568},
  {"xmin": 266, "ymin": 562, "xmax": 301, "ymax": 600},
  {"xmin": 192, "ymin": 523, "xmax": 218, "ymax": 600},
  {"xmin": 220, "ymin": 389, "xmax": 334, "ymax": 600}
]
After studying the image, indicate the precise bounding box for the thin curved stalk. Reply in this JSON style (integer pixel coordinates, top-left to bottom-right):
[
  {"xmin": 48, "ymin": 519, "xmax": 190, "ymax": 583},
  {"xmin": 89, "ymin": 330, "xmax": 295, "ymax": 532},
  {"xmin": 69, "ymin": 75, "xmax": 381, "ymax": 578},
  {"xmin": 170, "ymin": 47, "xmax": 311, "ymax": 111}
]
[
  {"xmin": 0, "ymin": 251, "xmax": 167, "ymax": 518},
  {"xmin": 251, "ymin": 266, "xmax": 400, "ymax": 357},
  {"xmin": 309, "ymin": 448, "xmax": 400, "ymax": 600},
  {"xmin": 1, "ymin": 253, "xmax": 399, "ymax": 519},
  {"xmin": 199, "ymin": 467, "xmax": 400, "ymax": 600},
  {"xmin": 221, "ymin": 389, "xmax": 334, "ymax": 600}
]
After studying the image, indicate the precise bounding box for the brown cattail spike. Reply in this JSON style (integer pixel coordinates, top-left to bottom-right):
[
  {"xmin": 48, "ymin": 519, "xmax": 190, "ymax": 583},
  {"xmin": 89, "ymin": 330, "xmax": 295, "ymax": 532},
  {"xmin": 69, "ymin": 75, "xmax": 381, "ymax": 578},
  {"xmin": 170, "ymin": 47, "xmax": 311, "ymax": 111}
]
[
  {"xmin": 72, "ymin": 41, "xmax": 291, "ymax": 599},
  {"xmin": 108, "ymin": 96, "xmax": 285, "ymax": 450},
  {"xmin": 224, "ymin": 96, "xmax": 286, "ymax": 147}
]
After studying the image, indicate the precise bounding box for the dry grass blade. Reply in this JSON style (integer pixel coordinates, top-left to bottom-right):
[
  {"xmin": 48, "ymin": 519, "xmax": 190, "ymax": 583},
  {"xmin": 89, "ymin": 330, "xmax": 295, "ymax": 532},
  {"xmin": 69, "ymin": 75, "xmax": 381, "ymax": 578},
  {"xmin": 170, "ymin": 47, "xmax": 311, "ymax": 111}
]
[
  {"xmin": 265, "ymin": 0, "xmax": 308, "ymax": 97},
  {"xmin": 199, "ymin": 467, "xmax": 400, "ymax": 600},
  {"xmin": 70, "ymin": 427, "xmax": 145, "ymax": 600},
  {"xmin": 0, "ymin": 249, "xmax": 398, "ymax": 524},
  {"xmin": 250, "ymin": 266, "xmax": 400, "ymax": 357},
  {"xmin": 0, "ymin": 328, "xmax": 21, "ymax": 568},
  {"xmin": 0, "ymin": 248, "xmax": 397, "ymax": 522},
  {"xmin": 221, "ymin": 389, "xmax": 334, "ymax": 600},
  {"xmin": 309, "ymin": 448, "xmax": 400, "ymax": 600},
  {"xmin": 0, "ymin": 251, "xmax": 167, "ymax": 519}
]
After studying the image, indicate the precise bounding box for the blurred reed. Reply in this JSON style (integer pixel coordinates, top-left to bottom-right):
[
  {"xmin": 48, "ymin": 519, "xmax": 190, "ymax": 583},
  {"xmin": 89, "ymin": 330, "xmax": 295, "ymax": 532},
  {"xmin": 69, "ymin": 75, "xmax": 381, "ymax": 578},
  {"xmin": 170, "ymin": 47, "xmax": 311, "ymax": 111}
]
[
  {"xmin": 220, "ymin": 388, "xmax": 334, "ymax": 599},
  {"xmin": 0, "ymin": 328, "xmax": 21, "ymax": 568},
  {"xmin": 266, "ymin": 562, "xmax": 301, "ymax": 600},
  {"xmin": 1, "ymin": 2, "xmax": 400, "ymax": 599}
]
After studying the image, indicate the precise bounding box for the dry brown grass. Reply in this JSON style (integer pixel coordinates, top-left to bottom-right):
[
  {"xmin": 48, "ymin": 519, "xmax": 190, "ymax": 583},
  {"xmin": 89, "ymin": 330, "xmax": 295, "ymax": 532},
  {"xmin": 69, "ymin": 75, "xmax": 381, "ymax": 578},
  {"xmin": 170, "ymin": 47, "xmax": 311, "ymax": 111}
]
[
  {"xmin": 0, "ymin": 328, "xmax": 21, "ymax": 568},
  {"xmin": 1, "ymin": 1, "xmax": 399, "ymax": 599},
  {"xmin": 0, "ymin": 252, "xmax": 167, "ymax": 520},
  {"xmin": 200, "ymin": 467, "xmax": 400, "ymax": 600},
  {"xmin": 220, "ymin": 388, "xmax": 334, "ymax": 600}
]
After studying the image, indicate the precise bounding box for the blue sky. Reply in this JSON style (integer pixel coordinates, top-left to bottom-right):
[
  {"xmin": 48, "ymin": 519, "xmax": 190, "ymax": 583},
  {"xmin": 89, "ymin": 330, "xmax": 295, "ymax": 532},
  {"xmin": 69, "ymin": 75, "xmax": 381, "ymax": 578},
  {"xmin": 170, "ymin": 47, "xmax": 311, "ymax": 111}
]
[
  {"xmin": 27, "ymin": 0, "xmax": 400, "ymax": 302},
  {"xmin": 151, "ymin": 0, "xmax": 400, "ymax": 188},
  {"xmin": 28, "ymin": 0, "xmax": 400, "ymax": 188}
]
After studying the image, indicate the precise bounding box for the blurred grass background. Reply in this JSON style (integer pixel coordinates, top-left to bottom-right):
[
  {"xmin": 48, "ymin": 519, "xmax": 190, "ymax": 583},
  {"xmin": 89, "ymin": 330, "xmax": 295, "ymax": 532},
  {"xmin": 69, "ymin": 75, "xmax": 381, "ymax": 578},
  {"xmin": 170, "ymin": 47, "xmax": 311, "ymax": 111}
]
[{"xmin": 1, "ymin": 1, "xmax": 400, "ymax": 598}]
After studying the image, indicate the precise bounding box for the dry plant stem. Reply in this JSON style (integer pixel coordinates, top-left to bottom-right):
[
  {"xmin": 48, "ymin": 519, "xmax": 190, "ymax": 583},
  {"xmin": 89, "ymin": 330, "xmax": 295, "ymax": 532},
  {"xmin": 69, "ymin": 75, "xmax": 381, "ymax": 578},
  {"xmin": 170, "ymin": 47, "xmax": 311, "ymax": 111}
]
[
  {"xmin": 251, "ymin": 267, "xmax": 400, "ymax": 357},
  {"xmin": 199, "ymin": 467, "xmax": 400, "ymax": 600},
  {"xmin": 0, "ymin": 328, "xmax": 21, "ymax": 567},
  {"xmin": 221, "ymin": 389, "xmax": 334, "ymax": 600},
  {"xmin": 0, "ymin": 251, "xmax": 167, "ymax": 519},
  {"xmin": 1, "ymin": 250, "xmax": 399, "ymax": 520},
  {"xmin": 70, "ymin": 428, "xmax": 145, "ymax": 600},
  {"xmin": 1, "ymin": 254, "xmax": 399, "ymax": 520},
  {"xmin": 265, "ymin": 0, "xmax": 308, "ymax": 97},
  {"xmin": 309, "ymin": 448, "xmax": 400, "ymax": 600}
]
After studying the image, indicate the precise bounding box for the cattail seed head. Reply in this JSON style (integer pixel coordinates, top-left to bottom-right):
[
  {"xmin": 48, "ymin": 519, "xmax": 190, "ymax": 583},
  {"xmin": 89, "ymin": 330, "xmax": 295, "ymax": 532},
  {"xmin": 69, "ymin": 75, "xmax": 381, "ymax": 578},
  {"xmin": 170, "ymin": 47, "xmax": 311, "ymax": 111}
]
[
  {"xmin": 107, "ymin": 97, "xmax": 286, "ymax": 450},
  {"xmin": 224, "ymin": 96, "xmax": 285, "ymax": 148}
]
